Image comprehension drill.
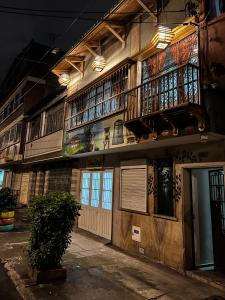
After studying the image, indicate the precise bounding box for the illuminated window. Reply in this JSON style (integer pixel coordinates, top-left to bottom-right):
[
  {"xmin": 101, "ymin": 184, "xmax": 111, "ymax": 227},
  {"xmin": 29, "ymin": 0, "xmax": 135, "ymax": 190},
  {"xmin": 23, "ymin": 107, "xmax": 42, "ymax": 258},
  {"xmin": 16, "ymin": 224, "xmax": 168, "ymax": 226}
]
[{"xmin": 81, "ymin": 170, "xmax": 113, "ymax": 210}]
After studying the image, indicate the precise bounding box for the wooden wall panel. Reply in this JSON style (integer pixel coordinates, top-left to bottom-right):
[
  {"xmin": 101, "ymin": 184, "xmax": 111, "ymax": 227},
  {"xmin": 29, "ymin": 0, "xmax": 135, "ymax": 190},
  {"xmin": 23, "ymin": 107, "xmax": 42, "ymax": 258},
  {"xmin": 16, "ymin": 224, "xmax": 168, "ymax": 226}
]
[{"xmin": 111, "ymin": 163, "xmax": 184, "ymax": 271}]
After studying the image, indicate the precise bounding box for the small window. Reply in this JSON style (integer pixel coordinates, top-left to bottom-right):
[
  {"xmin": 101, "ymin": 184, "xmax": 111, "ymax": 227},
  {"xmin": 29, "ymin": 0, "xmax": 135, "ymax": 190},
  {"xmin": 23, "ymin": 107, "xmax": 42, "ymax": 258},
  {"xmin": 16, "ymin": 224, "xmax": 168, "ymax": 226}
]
[
  {"xmin": 155, "ymin": 158, "xmax": 174, "ymax": 217},
  {"xmin": 44, "ymin": 103, "xmax": 64, "ymax": 135},
  {"xmin": 208, "ymin": 0, "xmax": 225, "ymax": 20},
  {"xmin": 29, "ymin": 116, "xmax": 41, "ymax": 141},
  {"xmin": 81, "ymin": 170, "xmax": 113, "ymax": 210}
]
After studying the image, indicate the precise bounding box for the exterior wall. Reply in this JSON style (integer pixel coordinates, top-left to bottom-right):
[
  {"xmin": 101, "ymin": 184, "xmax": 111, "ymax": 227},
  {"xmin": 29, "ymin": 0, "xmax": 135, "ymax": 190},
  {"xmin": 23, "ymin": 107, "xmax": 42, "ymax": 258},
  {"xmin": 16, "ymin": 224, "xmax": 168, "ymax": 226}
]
[
  {"xmin": 72, "ymin": 139, "xmax": 225, "ymax": 271},
  {"xmin": 200, "ymin": 12, "xmax": 225, "ymax": 134},
  {"xmin": 24, "ymin": 130, "xmax": 63, "ymax": 158},
  {"xmin": 47, "ymin": 168, "xmax": 72, "ymax": 193}
]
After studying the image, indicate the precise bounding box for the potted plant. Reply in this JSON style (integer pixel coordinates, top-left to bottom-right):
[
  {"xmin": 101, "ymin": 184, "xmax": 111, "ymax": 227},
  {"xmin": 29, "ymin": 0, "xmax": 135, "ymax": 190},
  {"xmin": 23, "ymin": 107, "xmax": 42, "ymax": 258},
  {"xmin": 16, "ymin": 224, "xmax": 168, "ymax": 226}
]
[
  {"xmin": 0, "ymin": 187, "xmax": 17, "ymax": 232},
  {"xmin": 27, "ymin": 192, "xmax": 80, "ymax": 283}
]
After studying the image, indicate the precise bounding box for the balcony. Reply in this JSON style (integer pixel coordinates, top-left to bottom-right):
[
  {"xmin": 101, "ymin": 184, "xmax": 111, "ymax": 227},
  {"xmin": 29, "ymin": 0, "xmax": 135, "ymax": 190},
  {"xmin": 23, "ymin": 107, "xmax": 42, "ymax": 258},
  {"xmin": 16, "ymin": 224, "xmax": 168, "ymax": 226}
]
[{"xmin": 124, "ymin": 63, "xmax": 205, "ymax": 139}]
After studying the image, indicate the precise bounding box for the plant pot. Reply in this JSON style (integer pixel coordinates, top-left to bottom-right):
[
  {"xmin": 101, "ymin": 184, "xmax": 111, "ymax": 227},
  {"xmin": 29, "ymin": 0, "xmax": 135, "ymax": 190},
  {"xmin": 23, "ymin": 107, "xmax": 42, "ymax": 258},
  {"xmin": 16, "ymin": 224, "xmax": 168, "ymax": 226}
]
[
  {"xmin": 0, "ymin": 211, "xmax": 15, "ymax": 218},
  {"xmin": 0, "ymin": 211, "xmax": 15, "ymax": 231},
  {"xmin": 0, "ymin": 224, "xmax": 14, "ymax": 231},
  {"xmin": 0, "ymin": 217, "xmax": 14, "ymax": 225},
  {"xmin": 28, "ymin": 265, "xmax": 67, "ymax": 284}
]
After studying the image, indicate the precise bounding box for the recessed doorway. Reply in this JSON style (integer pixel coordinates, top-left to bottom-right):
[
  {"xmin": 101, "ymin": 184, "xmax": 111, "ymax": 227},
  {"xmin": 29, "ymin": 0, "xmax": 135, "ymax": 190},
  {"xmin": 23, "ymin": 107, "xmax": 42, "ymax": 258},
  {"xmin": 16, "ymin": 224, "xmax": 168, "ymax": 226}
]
[{"xmin": 191, "ymin": 168, "xmax": 225, "ymax": 271}]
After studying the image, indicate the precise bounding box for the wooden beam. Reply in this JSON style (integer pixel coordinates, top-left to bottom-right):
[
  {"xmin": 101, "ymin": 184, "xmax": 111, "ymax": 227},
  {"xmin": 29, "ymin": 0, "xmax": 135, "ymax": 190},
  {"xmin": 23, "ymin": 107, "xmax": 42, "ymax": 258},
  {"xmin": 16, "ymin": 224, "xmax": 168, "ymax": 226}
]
[
  {"xmin": 104, "ymin": 23, "xmax": 125, "ymax": 48},
  {"xmin": 65, "ymin": 59, "xmax": 84, "ymax": 77},
  {"xmin": 84, "ymin": 44, "xmax": 98, "ymax": 57},
  {"xmin": 135, "ymin": 0, "xmax": 157, "ymax": 20},
  {"xmin": 52, "ymin": 69, "xmax": 69, "ymax": 77},
  {"xmin": 67, "ymin": 55, "xmax": 85, "ymax": 62}
]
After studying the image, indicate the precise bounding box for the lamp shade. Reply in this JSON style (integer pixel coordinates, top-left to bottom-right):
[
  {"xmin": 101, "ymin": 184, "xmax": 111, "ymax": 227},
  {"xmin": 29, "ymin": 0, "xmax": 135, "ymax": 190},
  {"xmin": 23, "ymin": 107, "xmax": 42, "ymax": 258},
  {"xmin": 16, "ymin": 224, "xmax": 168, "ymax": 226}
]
[
  {"xmin": 58, "ymin": 73, "xmax": 70, "ymax": 86},
  {"xmin": 92, "ymin": 55, "xmax": 106, "ymax": 72},
  {"xmin": 152, "ymin": 25, "xmax": 174, "ymax": 49}
]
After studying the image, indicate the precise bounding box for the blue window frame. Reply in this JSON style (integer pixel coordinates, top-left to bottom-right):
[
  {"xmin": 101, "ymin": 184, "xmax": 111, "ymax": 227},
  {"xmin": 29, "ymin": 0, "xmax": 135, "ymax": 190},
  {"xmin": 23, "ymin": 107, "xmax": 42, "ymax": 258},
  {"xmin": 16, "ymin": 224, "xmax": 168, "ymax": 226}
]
[{"xmin": 81, "ymin": 170, "xmax": 113, "ymax": 210}]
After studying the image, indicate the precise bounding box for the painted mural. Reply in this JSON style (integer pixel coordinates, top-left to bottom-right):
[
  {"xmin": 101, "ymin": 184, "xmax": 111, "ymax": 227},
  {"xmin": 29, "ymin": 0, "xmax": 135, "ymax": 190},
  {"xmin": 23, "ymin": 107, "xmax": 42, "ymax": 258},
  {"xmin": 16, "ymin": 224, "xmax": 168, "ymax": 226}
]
[{"xmin": 64, "ymin": 113, "xmax": 136, "ymax": 156}]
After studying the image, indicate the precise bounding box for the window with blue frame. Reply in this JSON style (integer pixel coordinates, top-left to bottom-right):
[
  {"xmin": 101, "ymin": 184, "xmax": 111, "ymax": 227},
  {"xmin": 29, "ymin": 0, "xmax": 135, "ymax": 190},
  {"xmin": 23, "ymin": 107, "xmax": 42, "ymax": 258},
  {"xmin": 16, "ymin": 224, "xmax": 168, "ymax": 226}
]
[
  {"xmin": 0, "ymin": 170, "xmax": 4, "ymax": 189},
  {"xmin": 81, "ymin": 170, "xmax": 113, "ymax": 210}
]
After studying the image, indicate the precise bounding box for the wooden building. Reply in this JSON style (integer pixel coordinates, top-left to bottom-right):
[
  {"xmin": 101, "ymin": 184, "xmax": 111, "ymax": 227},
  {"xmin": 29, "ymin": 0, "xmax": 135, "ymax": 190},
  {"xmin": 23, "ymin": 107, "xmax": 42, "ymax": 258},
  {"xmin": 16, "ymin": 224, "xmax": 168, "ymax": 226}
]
[{"xmin": 1, "ymin": 0, "xmax": 225, "ymax": 273}]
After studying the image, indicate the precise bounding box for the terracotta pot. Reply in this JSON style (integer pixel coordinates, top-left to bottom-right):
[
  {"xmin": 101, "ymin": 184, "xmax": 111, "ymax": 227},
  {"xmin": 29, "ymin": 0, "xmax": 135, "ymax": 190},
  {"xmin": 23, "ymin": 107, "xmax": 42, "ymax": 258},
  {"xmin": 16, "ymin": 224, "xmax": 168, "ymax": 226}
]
[
  {"xmin": 0, "ymin": 211, "xmax": 15, "ymax": 219},
  {"xmin": 0, "ymin": 224, "xmax": 14, "ymax": 232},
  {"xmin": 28, "ymin": 265, "xmax": 67, "ymax": 284},
  {"xmin": 0, "ymin": 217, "xmax": 14, "ymax": 225}
]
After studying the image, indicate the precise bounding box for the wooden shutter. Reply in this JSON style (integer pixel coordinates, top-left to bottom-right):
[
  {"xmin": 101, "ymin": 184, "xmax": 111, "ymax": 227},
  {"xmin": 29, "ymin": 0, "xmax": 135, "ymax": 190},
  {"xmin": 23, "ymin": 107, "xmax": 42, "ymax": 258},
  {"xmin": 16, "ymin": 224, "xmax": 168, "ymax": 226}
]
[{"xmin": 120, "ymin": 165, "xmax": 147, "ymax": 213}]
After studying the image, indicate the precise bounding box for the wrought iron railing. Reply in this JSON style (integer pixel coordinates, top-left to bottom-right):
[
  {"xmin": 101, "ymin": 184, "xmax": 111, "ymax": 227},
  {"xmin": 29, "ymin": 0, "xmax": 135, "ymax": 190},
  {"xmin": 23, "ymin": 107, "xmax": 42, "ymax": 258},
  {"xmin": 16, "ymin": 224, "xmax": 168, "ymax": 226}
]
[{"xmin": 125, "ymin": 63, "xmax": 200, "ymax": 121}]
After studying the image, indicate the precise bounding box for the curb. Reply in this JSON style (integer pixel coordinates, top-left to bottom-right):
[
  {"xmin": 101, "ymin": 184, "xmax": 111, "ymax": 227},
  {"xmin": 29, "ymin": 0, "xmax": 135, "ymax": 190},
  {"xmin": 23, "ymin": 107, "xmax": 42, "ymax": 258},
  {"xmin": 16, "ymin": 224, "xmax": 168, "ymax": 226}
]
[{"xmin": 1, "ymin": 258, "xmax": 36, "ymax": 300}]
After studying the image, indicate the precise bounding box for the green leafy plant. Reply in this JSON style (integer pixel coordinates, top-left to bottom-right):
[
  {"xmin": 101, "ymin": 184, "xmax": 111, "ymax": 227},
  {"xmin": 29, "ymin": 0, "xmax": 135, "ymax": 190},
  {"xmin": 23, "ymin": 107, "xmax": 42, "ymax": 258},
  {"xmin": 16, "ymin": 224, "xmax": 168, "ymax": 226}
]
[
  {"xmin": 0, "ymin": 187, "xmax": 17, "ymax": 212},
  {"xmin": 27, "ymin": 192, "xmax": 80, "ymax": 270}
]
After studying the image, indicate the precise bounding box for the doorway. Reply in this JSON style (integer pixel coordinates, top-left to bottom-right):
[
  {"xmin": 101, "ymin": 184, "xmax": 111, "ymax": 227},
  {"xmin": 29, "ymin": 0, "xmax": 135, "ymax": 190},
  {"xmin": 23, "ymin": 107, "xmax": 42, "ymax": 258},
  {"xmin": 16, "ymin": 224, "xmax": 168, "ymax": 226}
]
[{"xmin": 191, "ymin": 168, "xmax": 225, "ymax": 271}]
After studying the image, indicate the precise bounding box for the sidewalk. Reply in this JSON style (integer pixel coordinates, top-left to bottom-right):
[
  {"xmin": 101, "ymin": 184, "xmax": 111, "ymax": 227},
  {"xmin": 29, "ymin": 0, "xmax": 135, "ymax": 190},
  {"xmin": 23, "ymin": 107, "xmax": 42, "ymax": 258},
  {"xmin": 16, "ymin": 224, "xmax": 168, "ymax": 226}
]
[{"xmin": 0, "ymin": 218, "xmax": 225, "ymax": 299}]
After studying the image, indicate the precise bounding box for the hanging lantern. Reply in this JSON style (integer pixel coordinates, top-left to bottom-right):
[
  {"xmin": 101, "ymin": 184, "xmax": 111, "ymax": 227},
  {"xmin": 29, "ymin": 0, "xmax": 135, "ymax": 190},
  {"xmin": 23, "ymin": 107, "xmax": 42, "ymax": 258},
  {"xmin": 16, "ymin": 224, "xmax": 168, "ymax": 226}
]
[
  {"xmin": 152, "ymin": 25, "xmax": 174, "ymax": 50},
  {"xmin": 92, "ymin": 55, "xmax": 107, "ymax": 72},
  {"xmin": 58, "ymin": 73, "xmax": 70, "ymax": 86}
]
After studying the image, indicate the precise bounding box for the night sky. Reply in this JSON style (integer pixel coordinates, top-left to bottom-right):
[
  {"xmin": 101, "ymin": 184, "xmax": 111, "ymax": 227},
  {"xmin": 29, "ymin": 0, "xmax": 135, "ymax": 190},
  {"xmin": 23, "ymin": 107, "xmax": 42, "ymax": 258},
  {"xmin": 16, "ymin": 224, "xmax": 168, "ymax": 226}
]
[{"xmin": 0, "ymin": 0, "xmax": 118, "ymax": 84}]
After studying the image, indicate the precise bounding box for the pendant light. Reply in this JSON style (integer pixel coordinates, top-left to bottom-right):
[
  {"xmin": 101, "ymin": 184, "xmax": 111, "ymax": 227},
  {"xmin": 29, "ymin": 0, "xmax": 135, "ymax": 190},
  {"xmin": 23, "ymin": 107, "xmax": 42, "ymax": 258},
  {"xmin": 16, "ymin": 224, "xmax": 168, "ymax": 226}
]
[
  {"xmin": 92, "ymin": 55, "xmax": 107, "ymax": 72},
  {"xmin": 152, "ymin": 25, "xmax": 174, "ymax": 50},
  {"xmin": 151, "ymin": 0, "xmax": 174, "ymax": 50},
  {"xmin": 58, "ymin": 72, "xmax": 71, "ymax": 86}
]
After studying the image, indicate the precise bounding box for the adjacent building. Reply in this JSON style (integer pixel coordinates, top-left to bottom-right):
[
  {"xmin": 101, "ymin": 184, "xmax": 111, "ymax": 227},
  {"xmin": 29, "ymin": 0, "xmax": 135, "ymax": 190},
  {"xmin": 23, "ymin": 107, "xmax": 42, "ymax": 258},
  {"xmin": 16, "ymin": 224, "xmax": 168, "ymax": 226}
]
[
  {"xmin": 1, "ymin": 0, "xmax": 225, "ymax": 273},
  {"xmin": 0, "ymin": 41, "xmax": 63, "ymax": 203}
]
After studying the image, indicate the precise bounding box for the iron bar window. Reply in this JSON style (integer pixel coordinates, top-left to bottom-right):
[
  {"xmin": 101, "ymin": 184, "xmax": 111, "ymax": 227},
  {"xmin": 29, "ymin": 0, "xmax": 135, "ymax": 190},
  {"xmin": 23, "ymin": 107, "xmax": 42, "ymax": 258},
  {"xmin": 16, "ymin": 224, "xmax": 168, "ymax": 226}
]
[
  {"xmin": 67, "ymin": 65, "xmax": 129, "ymax": 130},
  {"xmin": 28, "ymin": 116, "xmax": 41, "ymax": 142},
  {"xmin": 44, "ymin": 103, "xmax": 64, "ymax": 135}
]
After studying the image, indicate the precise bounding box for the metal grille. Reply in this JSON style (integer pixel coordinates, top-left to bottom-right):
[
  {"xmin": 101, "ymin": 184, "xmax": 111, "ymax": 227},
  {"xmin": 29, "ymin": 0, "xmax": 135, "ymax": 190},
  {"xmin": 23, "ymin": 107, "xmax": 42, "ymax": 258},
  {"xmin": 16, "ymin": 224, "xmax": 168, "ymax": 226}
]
[
  {"xmin": 67, "ymin": 65, "xmax": 129, "ymax": 129},
  {"xmin": 126, "ymin": 63, "xmax": 200, "ymax": 121},
  {"xmin": 209, "ymin": 169, "xmax": 225, "ymax": 234}
]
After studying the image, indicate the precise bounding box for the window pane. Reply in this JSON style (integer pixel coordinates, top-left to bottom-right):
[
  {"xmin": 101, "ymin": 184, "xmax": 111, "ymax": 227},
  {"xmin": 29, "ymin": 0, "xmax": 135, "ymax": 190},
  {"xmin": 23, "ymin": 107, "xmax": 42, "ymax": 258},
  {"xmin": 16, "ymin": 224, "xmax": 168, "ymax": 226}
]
[
  {"xmin": 91, "ymin": 172, "xmax": 100, "ymax": 208},
  {"xmin": 102, "ymin": 171, "xmax": 113, "ymax": 210},
  {"xmin": 81, "ymin": 172, "xmax": 90, "ymax": 205}
]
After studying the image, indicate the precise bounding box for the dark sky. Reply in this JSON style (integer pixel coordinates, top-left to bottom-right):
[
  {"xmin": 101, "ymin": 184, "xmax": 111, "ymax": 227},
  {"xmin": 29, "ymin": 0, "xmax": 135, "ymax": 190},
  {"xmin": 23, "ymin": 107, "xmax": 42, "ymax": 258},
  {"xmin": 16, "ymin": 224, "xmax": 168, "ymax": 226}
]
[{"xmin": 0, "ymin": 0, "xmax": 118, "ymax": 84}]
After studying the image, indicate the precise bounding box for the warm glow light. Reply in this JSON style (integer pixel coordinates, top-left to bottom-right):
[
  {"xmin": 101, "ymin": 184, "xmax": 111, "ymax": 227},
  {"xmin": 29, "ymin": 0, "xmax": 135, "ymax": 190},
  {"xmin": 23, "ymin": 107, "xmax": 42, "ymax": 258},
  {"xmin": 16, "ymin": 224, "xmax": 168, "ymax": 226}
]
[
  {"xmin": 152, "ymin": 25, "xmax": 174, "ymax": 50},
  {"xmin": 92, "ymin": 55, "xmax": 106, "ymax": 72},
  {"xmin": 58, "ymin": 73, "xmax": 70, "ymax": 86}
]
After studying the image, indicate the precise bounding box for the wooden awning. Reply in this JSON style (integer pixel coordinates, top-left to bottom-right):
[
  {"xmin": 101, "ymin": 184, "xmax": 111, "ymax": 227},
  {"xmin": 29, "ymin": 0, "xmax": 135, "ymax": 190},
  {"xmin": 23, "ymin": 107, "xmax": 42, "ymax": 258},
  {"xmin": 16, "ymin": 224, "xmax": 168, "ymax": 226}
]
[{"xmin": 52, "ymin": 0, "xmax": 156, "ymax": 76}]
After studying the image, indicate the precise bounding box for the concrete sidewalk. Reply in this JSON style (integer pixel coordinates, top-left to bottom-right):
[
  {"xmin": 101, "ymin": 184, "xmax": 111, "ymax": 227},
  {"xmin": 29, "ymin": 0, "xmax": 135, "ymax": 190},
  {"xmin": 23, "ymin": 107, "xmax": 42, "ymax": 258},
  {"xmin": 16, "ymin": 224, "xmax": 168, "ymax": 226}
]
[{"xmin": 0, "ymin": 225, "xmax": 225, "ymax": 299}]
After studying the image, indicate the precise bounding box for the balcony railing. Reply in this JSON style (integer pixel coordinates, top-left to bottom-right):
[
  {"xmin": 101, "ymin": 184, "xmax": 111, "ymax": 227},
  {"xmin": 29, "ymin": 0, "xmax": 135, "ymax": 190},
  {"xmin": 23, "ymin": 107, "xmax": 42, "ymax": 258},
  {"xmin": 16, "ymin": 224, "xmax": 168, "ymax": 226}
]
[{"xmin": 125, "ymin": 63, "xmax": 200, "ymax": 122}]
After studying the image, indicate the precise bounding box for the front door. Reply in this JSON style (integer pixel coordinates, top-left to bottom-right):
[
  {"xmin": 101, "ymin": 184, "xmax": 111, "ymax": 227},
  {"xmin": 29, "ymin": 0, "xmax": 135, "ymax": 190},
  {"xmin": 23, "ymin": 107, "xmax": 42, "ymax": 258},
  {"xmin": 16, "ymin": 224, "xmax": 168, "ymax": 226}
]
[
  {"xmin": 78, "ymin": 170, "xmax": 113, "ymax": 240},
  {"xmin": 209, "ymin": 169, "xmax": 225, "ymax": 271}
]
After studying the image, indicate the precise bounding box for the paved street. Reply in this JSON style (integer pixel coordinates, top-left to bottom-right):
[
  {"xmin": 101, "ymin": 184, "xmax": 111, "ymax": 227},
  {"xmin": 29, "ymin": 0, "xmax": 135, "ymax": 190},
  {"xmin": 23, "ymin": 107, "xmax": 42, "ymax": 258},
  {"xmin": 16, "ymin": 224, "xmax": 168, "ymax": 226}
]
[{"xmin": 0, "ymin": 218, "xmax": 225, "ymax": 300}]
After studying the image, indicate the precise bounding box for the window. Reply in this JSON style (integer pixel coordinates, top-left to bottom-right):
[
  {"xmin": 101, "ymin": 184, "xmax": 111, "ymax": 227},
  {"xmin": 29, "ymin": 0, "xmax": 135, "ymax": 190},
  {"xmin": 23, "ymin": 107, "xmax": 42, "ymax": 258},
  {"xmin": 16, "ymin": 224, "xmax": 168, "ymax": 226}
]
[
  {"xmin": 81, "ymin": 170, "xmax": 113, "ymax": 210},
  {"xmin": 0, "ymin": 123, "xmax": 22, "ymax": 150},
  {"xmin": 29, "ymin": 116, "xmax": 41, "ymax": 141},
  {"xmin": 155, "ymin": 158, "xmax": 174, "ymax": 217},
  {"xmin": 208, "ymin": 0, "xmax": 225, "ymax": 20},
  {"xmin": 68, "ymin": 65, "xmax": 129, "ymax": 129},
  {"xmin": 0, "ymin": 91, "xmax": 24, "ymax": 124},
  {"xmin": 44, "ymin": 103, "xmax": 64, "ymax": 135}
]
